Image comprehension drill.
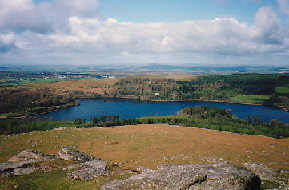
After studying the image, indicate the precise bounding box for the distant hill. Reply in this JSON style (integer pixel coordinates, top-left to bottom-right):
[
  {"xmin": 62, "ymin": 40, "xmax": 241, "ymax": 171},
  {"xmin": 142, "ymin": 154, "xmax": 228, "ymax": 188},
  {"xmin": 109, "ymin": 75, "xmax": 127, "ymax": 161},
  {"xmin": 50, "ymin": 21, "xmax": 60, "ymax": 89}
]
[{"xmin": 1, "ymin": 63, "xmax": 289, "ymax": 74}]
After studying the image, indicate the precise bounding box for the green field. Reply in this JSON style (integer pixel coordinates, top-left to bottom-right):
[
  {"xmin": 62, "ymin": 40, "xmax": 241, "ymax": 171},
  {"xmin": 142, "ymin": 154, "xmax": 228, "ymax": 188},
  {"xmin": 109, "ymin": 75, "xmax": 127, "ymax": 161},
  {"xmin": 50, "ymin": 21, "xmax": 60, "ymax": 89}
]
[
  {"xmin": 0, "ymin": 78, "xmax": 71, "ymax": 87},
  {"xmin": 275, "ymin": 86, "xmax": 289, "ymax": 96},
  {"xmin": 230, "ymin": 95, "xmax": 271, "ymax": 104}
]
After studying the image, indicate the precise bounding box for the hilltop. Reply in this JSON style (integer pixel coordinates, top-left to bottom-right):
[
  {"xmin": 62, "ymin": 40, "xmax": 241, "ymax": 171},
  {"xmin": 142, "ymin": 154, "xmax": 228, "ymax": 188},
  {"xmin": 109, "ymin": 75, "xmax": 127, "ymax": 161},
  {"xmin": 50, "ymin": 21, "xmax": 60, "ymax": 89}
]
[{"xmin": 0, "ymin": 124, "xmax": 288, "ymax": 189}]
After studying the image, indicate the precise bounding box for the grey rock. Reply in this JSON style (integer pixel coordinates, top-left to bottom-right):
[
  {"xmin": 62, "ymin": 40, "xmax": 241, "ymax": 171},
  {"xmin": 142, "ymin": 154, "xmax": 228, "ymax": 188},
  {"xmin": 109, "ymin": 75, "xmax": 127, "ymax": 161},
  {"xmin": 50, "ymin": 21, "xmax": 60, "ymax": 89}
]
[
  {"xmin": 68, "ymin": 160, "xmax": 108, "ymax": 181},
  {"xmin": 68, "ymin": 167, "xmax": 108, "ymax": 181},
  {"xmin": 243, "ymin": 163, "xmax": 276, "ymax": 181},
  {"xmin": 0, "ymin": 162, "xmax": 30, "ymax": 172},
  {"xmin": 13, "ymin": 167, "xmax": 36, "ymax": 176},
  {"xmin": 63, "ymin": 164, "xmax": 81, "ymax": 171},
  {"xmin": 58, "ymin": 148, "xmax": 108, "ymax": 181},
  {"xmin": 82, "ymin": 160, "xmax": 107, "ymax": 170},
  {"xmin": 8, "ymin": 149, "xmax": 55, "ymax": 163},
  {"xmin": 0, "ymin": 149, "xmax": 55, "ymax": 177},
  {"xmin": 58, "ymin": 147, "xmax": 94, "ymax": 162},
  {"xmin": 244, "ymin": 163, "xmax": 289, "ymax": 190},
  {"xmin": 101, "ymin": 163, "xmax": 261, "ymax": 190}
]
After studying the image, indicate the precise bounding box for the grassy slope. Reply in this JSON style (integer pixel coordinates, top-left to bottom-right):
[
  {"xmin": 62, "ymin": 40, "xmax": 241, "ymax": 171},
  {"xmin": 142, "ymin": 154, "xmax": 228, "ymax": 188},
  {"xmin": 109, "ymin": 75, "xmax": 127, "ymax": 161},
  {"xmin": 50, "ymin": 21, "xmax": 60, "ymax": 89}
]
[
  {"xmin": 0, "ymin": 124, "xmax": 288, "ymax": 189},
  {"xmin": 275, "ymin": 86, "xmax": 289, "ymax": 95},
  {"xmin": 230, "ymin": 95, "xmax": 271, "ymax": 104}
]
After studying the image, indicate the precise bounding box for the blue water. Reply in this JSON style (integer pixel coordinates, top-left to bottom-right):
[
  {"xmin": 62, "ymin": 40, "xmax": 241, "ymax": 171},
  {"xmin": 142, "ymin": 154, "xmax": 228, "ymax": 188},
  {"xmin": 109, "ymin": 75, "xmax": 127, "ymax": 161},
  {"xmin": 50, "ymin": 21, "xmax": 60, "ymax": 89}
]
[{"xmin": 43, "ymin": 99, "xmax": 289, "ymax": 123}]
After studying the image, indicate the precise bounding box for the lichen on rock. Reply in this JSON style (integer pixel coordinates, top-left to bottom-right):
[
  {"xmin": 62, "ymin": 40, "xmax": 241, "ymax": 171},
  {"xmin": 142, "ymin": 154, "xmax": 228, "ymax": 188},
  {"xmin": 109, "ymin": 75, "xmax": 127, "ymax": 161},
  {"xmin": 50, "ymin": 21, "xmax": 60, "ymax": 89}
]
[
  {"xmin": 0, "ymin": 149, "xmax": 55, "ymax": 177},
  {"xmin": 58, "ymin": 147, "xmax": 108, "ymax": 181},
  {"xmin": 101, "ymin": 163, "xmax": 261, "ymax": 190}
]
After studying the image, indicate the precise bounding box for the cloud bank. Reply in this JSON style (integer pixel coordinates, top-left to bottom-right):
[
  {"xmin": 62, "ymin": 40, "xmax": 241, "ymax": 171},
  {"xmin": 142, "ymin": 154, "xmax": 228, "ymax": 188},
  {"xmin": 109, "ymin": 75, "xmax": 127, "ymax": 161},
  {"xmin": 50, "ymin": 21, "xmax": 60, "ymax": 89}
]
[
  {"xmin": 0, "ymin": 0, "xmax": 289, "ymax": 66},
  {"xmin": 278, "ymin": 0, "xmax": 289, "ymax": 16},
  {"xmin": 0, "ymin": 33, "xmax": 16, "ymax": 53}
]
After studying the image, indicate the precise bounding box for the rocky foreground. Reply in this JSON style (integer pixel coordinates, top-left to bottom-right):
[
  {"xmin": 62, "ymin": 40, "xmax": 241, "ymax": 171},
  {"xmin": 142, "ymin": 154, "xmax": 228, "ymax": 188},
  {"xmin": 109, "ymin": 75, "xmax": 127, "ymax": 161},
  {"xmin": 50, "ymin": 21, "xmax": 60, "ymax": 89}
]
[
  {"xmin": 0, "ymin": 148, "xmax": 288, "ymax": 189},
  {"xmin": 101, "ymin": 164, "xmax": 260, "ymax": 190},
  {"xmin": 0, "ymin": 148, "xmax": 261, "ymax": 190}
]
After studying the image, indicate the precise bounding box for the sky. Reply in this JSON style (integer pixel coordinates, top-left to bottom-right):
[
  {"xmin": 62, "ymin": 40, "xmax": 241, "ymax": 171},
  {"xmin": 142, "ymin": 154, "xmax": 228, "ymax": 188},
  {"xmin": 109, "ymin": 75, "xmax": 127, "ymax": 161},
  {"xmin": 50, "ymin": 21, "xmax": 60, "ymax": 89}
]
[{"xmin": 0, "ymin": 0, "xmax": 289, "ymax": 66}]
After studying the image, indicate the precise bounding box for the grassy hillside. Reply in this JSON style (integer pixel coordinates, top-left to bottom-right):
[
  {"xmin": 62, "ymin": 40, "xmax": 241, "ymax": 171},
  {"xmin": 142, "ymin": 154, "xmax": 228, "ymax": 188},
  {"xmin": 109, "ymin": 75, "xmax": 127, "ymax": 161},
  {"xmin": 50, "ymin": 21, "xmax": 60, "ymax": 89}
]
[{"xmin": 0, "ymin": 124, "xmax": 288, "ymax": 190}]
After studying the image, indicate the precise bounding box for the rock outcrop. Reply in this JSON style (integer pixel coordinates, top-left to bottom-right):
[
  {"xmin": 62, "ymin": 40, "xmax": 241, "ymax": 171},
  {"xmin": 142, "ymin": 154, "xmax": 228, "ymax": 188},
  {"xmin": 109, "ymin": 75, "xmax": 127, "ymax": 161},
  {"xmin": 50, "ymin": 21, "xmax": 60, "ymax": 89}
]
[
  {"xmin": 101, "ymin": 163, "xmax": 261, "ymax": 190},
  {"xmin": 1, "ymin": 149, "xmax": 274, "ymax": 189},
  {"xmin": 0, "ymin": 149, "xmax": 55, "ymax": 177},
  {"xmin": 58, "ymin": 148, "xmax": 108, "ymax": 181},
  {"xmin": 0, "ymin": 148, "xmax": 108, "ymax": 180},
  {"xmin": 58, "ymin": 147, "xmax": 94, "ymax": 162},
  {"xmin": 244, "ymin": 162, "xmax": 289, "ymax": 189},
  {"xmin": 8, "ymin": 149, "xmax": 55, "ymax": 163},
  {"xmin": 67, "ymin": 160, "xmax": 108, "ymax": 181}
]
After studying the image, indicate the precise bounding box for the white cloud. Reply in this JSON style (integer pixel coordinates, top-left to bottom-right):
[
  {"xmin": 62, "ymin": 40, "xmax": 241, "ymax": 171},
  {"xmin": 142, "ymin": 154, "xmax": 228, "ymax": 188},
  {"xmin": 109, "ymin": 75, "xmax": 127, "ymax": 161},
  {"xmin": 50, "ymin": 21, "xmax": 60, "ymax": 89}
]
[
  {"xmin": 0, "ymin": 33, "xmax": 16, "ymax": 52},
  {"xmin": 253, "ymin": 7, "xmax": 284, "ymax": 45},
  {"xmin": 38, "ymin": 0, "xmax": 99, "ymax": 28},
  {"xmin": 0, "ymin": 0, "xmax": 99, "ymax": 33},
  {"xmin": 42, "ymin": 11, "xmax": 288, "ymax": 58},
  {"xmin": 0, "ymin": 0, "xmax": 49, "ymax": 32},
  {"xmin": 278, "ymin": 0, "xmax": 289, "ymax": 15},
  {"xmin": 0, "ymin": 1, "xmax": 289, "ymax": 66}
]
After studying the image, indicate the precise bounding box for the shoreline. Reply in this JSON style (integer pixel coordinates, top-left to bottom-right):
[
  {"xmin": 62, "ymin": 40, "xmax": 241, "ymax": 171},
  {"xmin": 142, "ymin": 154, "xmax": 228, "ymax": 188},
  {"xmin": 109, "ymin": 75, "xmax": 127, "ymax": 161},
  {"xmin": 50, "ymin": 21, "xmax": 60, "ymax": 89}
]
[
  {"xmin": 92, "ymin": 96, "xmax": 268, "ymax": 107},
  {"xmin": 0, "ymin": 96, "xmax": 287, "ymax": 120},
  {"xmin": 78, "ymin": 95, "xmax": 289, "ymax": 113},
  {"xmin": 0, "ymin": 101, "xmax": 80, "ymax": 120}
]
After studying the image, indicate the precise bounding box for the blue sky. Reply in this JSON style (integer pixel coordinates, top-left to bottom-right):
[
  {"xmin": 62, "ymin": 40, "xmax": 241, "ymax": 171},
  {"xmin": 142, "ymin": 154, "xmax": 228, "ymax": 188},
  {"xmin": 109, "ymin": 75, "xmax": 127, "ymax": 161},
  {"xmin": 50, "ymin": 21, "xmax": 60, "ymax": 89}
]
[
  {"xmin": 100, "ymin": 0, "xmax": 278, "ymax": 23},
  {"xmin": 0, "ymin": 0, "xmax": 289, "ymax": 66},
  {"xmin": 33, "ymin": 0, "xmax": 279, "ymax": 23}
]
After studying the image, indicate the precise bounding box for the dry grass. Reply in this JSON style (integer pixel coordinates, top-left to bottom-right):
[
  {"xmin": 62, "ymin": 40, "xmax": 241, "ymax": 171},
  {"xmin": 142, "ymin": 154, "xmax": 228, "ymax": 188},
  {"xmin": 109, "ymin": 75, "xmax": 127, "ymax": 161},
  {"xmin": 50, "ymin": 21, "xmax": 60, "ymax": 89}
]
[
  {"xmin": 32, "ymin": 78, "xmax": 119, "ymax": 96},
  {"xmin": 36, "ymin": 75, "xmax": 196, "ymax": 97},
  {"xmin": 4, "ymin": 75, "xmax": 197, "ymax": 101},
  {"xmin": 1, "ymin": 124, "xmax": 288, "ymax": 190},
  {"xmin": 123, "ymin": 75, "xmax": 198, "ymax": 81},
  {"xmin": 1, "ymin": 124, "xmax": 288, "ymax": 171}
]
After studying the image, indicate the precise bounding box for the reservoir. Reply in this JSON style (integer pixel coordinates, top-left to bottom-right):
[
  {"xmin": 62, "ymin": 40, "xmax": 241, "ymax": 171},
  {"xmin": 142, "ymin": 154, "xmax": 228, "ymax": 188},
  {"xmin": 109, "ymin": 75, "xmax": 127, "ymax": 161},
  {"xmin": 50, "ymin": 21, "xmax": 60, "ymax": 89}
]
[{"xmin": 43, "ymin": 99, "xmax": 289, "ymax": 123}]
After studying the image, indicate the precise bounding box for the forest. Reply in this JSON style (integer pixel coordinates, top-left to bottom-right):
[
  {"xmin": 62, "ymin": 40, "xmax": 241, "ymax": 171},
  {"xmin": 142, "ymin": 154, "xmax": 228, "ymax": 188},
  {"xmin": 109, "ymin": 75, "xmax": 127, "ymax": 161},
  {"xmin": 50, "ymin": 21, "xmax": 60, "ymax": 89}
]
[
  {"xmin": 110, "ymin": 74, "xmax": 289, "ymax": 111},
  {"xmin": 0, "ymin": 87, "xmax": 79, "ymax": 117}
]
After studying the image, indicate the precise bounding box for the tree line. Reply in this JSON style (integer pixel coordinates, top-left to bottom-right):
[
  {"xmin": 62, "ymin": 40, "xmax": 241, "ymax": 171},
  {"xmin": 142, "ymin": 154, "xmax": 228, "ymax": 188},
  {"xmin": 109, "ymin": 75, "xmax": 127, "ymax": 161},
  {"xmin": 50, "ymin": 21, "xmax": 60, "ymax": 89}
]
[{"xmin": 73, "ymin": 106, "xmax": 289, "ymax": 139}]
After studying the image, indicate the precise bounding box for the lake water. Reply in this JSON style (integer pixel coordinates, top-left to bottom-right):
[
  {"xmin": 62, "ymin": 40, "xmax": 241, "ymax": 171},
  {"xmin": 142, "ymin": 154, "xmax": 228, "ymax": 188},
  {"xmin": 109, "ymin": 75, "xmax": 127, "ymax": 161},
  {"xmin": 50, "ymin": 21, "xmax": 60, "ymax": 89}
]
[{"xmin": 42, "ymin": 99, "xmax": 289, "ymax": 123}]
